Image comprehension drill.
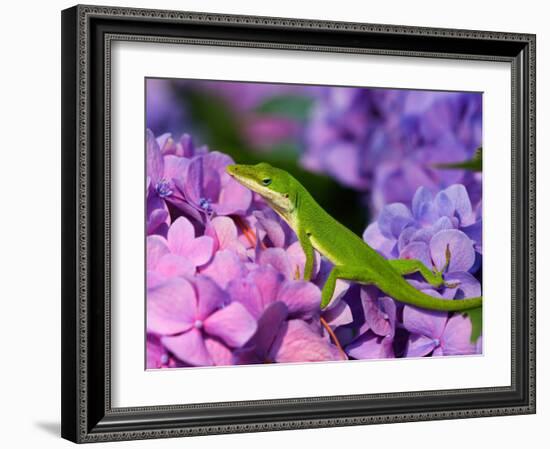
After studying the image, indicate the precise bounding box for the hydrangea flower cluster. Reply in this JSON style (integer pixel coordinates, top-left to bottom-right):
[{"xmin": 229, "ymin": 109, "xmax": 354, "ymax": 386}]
[
  {"xmin": 301, "ymin": 89, "xmax": 482, "ymax": 212},
  {"xmin": 146, "ymin": 128, "xmax": 482, "ymax": 369}
]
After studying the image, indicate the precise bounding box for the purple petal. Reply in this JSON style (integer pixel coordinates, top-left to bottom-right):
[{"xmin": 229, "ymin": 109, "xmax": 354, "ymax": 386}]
[
  {"xmin": 162, "ymin": 328, "xmax": 212, "ymax": 366},
  {"xmin": 437, "ymin": 184, "xmax": 475, "ymax": 226},
  {"xmin": 204, "ymin": 151, "xmax": 235, "ymax": 175},
  {"xmin": 346, "ymin": 332, "xmax": 394, "ymax": 359},
  {"xmin": 322, "ymin": 300, "xmax": 354, "ymax": 328},
  {"xmin": 430, "ymin": 229, "xmax": 475, "ymax": 273},
  {"xmin": 146, "ymin": 129, "xmax": 164, "ymax": 185},
  {"xmin": 147, "ymin": 235, "xmax": 169, "ymax": 270},
  {"xmin": 443, "ymin": 271, "xmax": 481, "ymax": 299},
  {"xmin": 227, "ymin": 277, "xmax": 263, "ymax": 319},
  {"xmin": 253, "ymin": 302, "xmax": 289, "ymax": 360},
  {"xmin": 361, "ymin": 288, "xmax": 393, "ymax": 337},
  {"xmin": 147, "ymin": 208, "xmax": 169, "ymax": 236},
  {"xmin": 363, "ymin": 222, "xmax": 396, "ymax": 258},
  {"xmin": 254, "ymin": 210, "xmax": 286, "ymax": 247},
  {"xmin": 397, "ymin": 226, "xmax": 418, "ymax": 253},
  {"xmin": 249, "ymin": 265, "xmax": 284, "ymax": 307},
  {"xmin": 463, "ymin": 220, "xmax": 482, "ymax": 252},
  {"xmin": 194, "ymin": 275, "xmax": 228, "ymax": 321},
  {"xmin": 405, "ymin": 334, "xmax": 438, "ymax": 357},
  {"xmin": 271, "ymin": 320, "xmax": 345, "ymax": 363},
  {"xmin": 204, "ymin": 302, "xmax": 257, "ymax": 348},
  {"xmin": 403, "ymin": 299, "xmax": 447, "ymax": 340},
  {"xmin": 163, "ymin": 155, "xmax": 189, "ymax": 181},
  {"xmin": 440, "ymin": 314, "xmax": 476, "ymax": 355},
  {"xmin": 276, "ymin": 280, "xmax": 321, "ymax": 319},
  {"xmin": 286, "ymin": 241, "xmax": 320, "ymax": 280},
  {"xmin": 377, "ymin": 203, "xmax": 415, "ymax": 239},
  {"xmin": 146, "ymin": 334, "xmax": 168, "ymax": 369},
  {"xmin": 147, "ymin": 278, "xmax": 197, "ymax": 335},
  {"xmin": 258, "ymin": 247, "xmax": 293, "ymax": 280},
  {"xmin": 412, "ymin": 186, "xmax": 437, "ymax": 224},
  {"xmin": 182, "ymin": 157, "xmax": 205, "ymax": 205},
  {"xmin": 201, "ymin": 250, "xmax": 246, "ymax": 289},
  {"xmin": 399, "ymin": 241, "xmax": 432, "ymax": 268}
]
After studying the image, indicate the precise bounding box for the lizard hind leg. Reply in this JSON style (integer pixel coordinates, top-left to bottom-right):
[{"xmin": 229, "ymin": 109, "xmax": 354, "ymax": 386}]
[
  {"xmin": 321, "ymin": 266, "xmax": 375, "ymax": 309},
  {"xmin": 388, "ymin": 259, "xmax": 444, "ymax": 288}
]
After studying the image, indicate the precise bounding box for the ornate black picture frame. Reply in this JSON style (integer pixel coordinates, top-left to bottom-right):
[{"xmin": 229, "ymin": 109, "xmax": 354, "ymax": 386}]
[{"xmin": 61, "ymin": 4, "xmax": 536, "ymax": 443}]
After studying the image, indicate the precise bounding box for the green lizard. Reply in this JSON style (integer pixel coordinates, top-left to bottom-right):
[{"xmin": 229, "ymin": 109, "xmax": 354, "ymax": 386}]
[{"xmin": 226, "ymin": 162, "xmax": 482, "ymax": 312}]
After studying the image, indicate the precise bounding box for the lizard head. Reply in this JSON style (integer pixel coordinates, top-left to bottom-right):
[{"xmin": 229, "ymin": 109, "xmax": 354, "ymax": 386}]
[{"xmin": 226, "ymin": 162, "xmax": 295, "ymax": 218}]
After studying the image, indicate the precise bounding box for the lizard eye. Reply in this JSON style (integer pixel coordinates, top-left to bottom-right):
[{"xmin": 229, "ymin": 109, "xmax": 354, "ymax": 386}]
[{"xmin": 261, "ymin": 178, "xmax": 272, "ymax": 186}]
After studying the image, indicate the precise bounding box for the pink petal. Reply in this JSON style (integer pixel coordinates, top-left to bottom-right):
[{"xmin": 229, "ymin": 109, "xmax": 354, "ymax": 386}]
[
  {"xmin": 272, "ymin": 320, "xmax": 345, "ymax": 363},
  {"xmin": 204, "ymin": 302, "xmax": 257, "ymax": 348},
  {"xmin": 147, "ymin": 278, "xmax": 197, "ymax": 335},
  {"xmin": 167, "ymin": 217, "xmax": 196, "ymax": 254},
  {"xmin": 210, "ymin": 216, "xmax": 238, "ymax": 248},
  {"xmin": 183, "ymin": 236, "xmax": 215, "ymax": 267},
  {"xmin": 147, "ymin": 235, "xmax": 169, "ymax": 270},
  {"xmin": 162, "ymin": 328, "xmax": 212, "ymax": 366},
  {"xmin": 214, "ymin": 179, "xmax": 253, "ymax": 216},
  {"xmin": 201, "ymin": 250, "xmax": 247, "ymax": 289},
  {"xmin": 204, "ymin": 337, "xmax": 234, "ymax": 366},
  {"xmin": 155, "ymin": 254, "xmax": 196, "ymax": 278}
]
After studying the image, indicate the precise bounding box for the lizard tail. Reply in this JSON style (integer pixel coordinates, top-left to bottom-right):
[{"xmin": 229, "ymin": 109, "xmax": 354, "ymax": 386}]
[{"xmin": 393, "ymin": 281, "xmax": 482, "ymax": 312}]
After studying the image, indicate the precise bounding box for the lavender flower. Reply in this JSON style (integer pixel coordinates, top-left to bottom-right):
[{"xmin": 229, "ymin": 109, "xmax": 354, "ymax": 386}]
[
  {"xmin": 177, "ymin": 151, "xmax": 253, "ymax": 219},
  {"xmin": 302, "ymin": 88, "xmax": 482, "ymax": 211},
  {"xmin": 364, "ymin": 184, "xmax": 482, "ymax": 262},
  {"xmin": 403, "ymin": 296, "xmax": 476, "ymax": 357}
]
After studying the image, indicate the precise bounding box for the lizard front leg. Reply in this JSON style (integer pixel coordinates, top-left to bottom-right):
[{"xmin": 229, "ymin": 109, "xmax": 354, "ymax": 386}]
[
  {"xmin": 297, "ymin": 228, "xmax": 315, "ymax": 281},
  {"xmin": 388, "ymin": 259, "xmax": 444, "ymax": 288},
  {"xmin": 389, "ymin": 257, "xmax": 459, "ymax": 289}
]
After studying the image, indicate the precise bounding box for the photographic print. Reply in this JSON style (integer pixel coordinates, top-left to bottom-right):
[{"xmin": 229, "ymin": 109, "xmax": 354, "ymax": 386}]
[{"xmin": 145, "ymin": 79, "xmax": 483, "ymax": 369}]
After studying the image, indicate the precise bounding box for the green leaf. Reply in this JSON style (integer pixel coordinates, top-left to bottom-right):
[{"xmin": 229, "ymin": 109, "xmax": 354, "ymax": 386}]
[
  {"xmin": 255, "ymin": 95, "xmax": 315, "ymax": 121},
  {"xmin": 434, "ymin": 147, "xmax": 482, "ymax": 172},
  {"xmin": 463, "ymin": 306, "xmax": 482, "ymax": 343}
]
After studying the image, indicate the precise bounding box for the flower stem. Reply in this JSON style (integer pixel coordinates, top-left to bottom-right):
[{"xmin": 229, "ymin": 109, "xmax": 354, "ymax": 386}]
[{"xmin": 319, "ymin": 316, "xmax": 346, "ymax": 359}]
